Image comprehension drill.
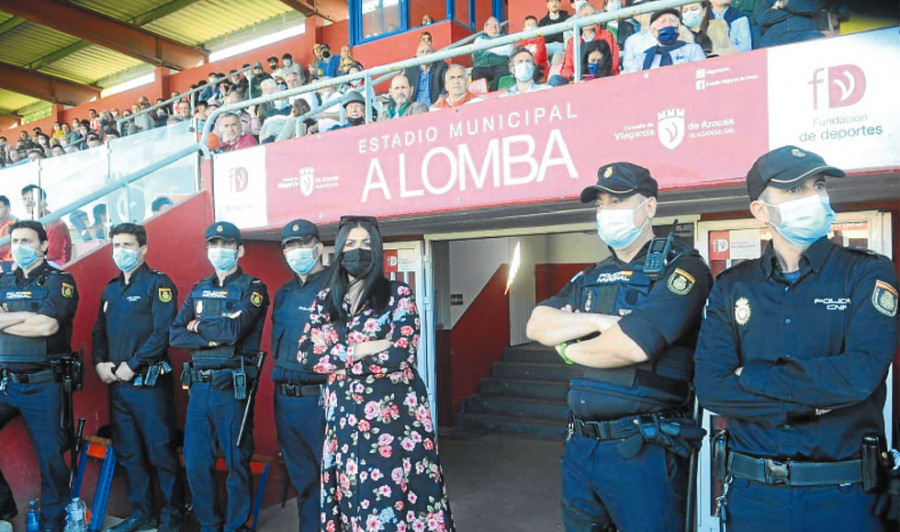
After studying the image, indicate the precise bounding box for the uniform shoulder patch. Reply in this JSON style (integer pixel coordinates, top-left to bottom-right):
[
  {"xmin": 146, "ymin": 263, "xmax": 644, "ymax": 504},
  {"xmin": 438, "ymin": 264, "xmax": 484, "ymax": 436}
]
[
  {"xmin": 158, "ymin": 287, "xmax": 173, "ymax": 303},
  {"xmin": 734, "ymin": 297, "xmax": 751, "ymax": 325},
  {"xmin": 872, "ymin": 280, "xmax": 898, "ymax": 318},
  {"xmin": 568, "ymin": 271, "xmax": 584, "ymax": 284},
  {"xmin": 250, "ymin": 291, "xmax": 263, "ymax": 307},
  {"xmin": 667, "ymin": 268, "xmax": 695, "ymax": 295},
  {"xmin": 61, "ymin": 282, "xmax": 75, "ymax": 298},
  {"xmin": 250, "ymin": 278, "xmax": 262, "ymax": 285}
]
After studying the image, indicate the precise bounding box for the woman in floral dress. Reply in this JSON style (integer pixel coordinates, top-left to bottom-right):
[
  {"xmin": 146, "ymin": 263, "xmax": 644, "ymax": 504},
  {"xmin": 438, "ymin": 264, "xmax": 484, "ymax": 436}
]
[{"xmin": 299, "ymin": 215, "xmax": 453, "ymax": 532}]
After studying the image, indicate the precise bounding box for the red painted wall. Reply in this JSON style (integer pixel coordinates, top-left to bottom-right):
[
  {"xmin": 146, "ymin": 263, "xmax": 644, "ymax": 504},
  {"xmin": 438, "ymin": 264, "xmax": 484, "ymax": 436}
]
[
  {"xmin": 535, "ymin": 263, "xmax": 592, "ymax": 304},
  {"xmin": 446, "ymin": 264, "xmax": 510, "ymax": 425},
  {"xmin": 410, "ymin": 0, "xmax": 448, "ymax": 26}
]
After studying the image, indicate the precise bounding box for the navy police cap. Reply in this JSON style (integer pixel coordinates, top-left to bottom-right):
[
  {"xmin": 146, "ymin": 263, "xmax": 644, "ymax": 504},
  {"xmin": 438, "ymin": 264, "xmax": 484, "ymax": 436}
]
[
  {"xmin": 580, "ymin": 162, "xmax": 659, "ymax": 203},
  {"xmin": 281, "ymin": 219, "xmax": 319, "ymax": 243},
  {"xmin": 205, "ymin": 221, "xmax": 242, "ymax": 244},
  {"xmin": 746, "ymin": 146, "xmax": 845, "ymax": 201}
]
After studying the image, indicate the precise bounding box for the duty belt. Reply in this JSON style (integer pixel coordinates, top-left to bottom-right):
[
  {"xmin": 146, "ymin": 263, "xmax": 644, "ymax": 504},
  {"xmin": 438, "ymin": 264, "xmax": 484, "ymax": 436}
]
[
  {"xmin": 0, "ymin": 368, "xmax": 57, "ymax": 385},
  {"xmin": 275, "ymin": 382, "xmax": 322, "ymax": 398},
  {"xmin": 569, "ymin": 411, "xmax": 685, "ymax": 441},
  {"xmin": 190, "ymin": 368, "xmax": 235, "ymax": 383},
  {"xmin": 727, "ymin": 451, "xmax": 863, "ymax": 486}
]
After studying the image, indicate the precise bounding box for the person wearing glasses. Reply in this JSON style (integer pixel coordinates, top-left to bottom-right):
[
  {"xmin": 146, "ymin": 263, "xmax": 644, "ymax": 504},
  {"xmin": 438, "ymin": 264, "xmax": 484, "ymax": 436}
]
[{"xmin": 299, "ymin": 216, "xmax": 454, "ymax": 532}]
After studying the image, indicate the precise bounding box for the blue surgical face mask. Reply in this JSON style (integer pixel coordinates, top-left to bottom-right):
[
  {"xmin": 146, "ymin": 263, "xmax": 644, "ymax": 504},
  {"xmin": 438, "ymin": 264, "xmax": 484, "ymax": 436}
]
[
  {"xmin": 596, "ymin": 199, "xmax": 649, "ymax": 250},
  {"xmin": 112, "ymin": 247, "xmax": 140, "ymax": 272},
  {"xmin": 657, "ymin": 25, "xmax": 679, "ymax": 45},
  {"xmin": 11, "ymin": 244, "xmax": 39, "ymax": 269},
  {"xmin": 285, "ymin": 247, "xmax": 317, "ymax": 275},
  {"xmin": 514, "ymin": 61, "xmax": 535, "ymax": 82},
  {"xmin": 682, "ymin": 9, "xmax": 702, "ymax": 28},
  {"xmin": 208, "ymin": 247, "xmax": 238, "ymax": 271},
  {"xmin": 764, "ymin": 194, "xmax": 835, "ymax": 247},
  {"xmin": 587, "ymin": 62, "xmax": 601, "ymax": 76}
]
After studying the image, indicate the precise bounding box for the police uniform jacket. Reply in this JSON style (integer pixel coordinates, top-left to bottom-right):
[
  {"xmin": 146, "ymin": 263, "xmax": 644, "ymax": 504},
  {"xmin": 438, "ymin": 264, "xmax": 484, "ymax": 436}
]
[
  {"xmin": 169, "ymin": 267, "xmax": 269, "ymax": 370},
  {"xmin": 695, "ymin": 237, "xmax": 900, "ymax": 461},
  {"xmin": 0, "ymin": 261, "xmax": 78, "ymax": 371},
  {"xmin": 271, "ymin": 268, "xmax": 329, "ymax": 384},
  {"xmin": 540, "ymin": 239, "xmax": 712, "ymax": 420},
  {"xmin": 91, "ymin": 263, "xmax": 178, "ymax": 370}
]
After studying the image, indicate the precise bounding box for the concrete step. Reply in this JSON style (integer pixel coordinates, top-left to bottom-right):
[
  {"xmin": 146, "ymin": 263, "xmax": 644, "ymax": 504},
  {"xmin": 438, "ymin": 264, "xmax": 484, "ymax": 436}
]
[
  {"xmin": 455, "ymin": 413, "xmax": 566, "ymax": 440},
  {"xmin": 466, "ymin": 394, "xmax": 569, "ymax": 422},
  {"xmin": 491, "ymin": 361, "xmax": 580, "ymax": 382},
  {"xmin": 503, "ymin": 343, "xmax": 564, "ymax": 364},
  {"xmin": 479, "ymin": 377, "xmax": 569, "ymax": 401}
]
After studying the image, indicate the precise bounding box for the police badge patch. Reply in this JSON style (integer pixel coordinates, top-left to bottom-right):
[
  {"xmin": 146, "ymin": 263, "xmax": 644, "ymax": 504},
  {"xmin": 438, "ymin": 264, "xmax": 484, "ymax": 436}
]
[
  {"xmin": 195, "ymin": 300, "xmax": 203, "ymax": 314},
  {"xmin": 250, "ymin": 292, "xmax": 263, "ymax": 307},
  {"xmin": 667, "ymin": 268, "xmax": 695, "ymax": 295},
  {"xmin": 734, "ymin": 297, "xmax": 751, "ymax": 325},
  {"xmin": 61, "ymin": 283, "xmax": 74, "ymax": 298},
  {"xmin": 872, "ymin": 280, "xmax": 898, "ymax": 318},
  {"xmin": 158, "ymin": 287, "xmax": 173, "ymax": 303}
]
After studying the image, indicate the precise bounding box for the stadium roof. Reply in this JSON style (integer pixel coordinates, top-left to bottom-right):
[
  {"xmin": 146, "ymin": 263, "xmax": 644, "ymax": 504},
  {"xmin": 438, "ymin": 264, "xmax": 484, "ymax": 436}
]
[{"xmin": 0, "ymin": 0, "xmax": 348, "ymax": 117}]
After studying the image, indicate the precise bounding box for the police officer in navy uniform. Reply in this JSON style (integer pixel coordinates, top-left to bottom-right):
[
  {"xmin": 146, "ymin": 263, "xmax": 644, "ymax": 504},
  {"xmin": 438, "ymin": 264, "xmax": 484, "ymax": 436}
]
[
  {"xmin": 0, "ymin": 220, "xmax": 79, "ymax": 532},
  {"xmin": 92, "ymin": 223, "xmax": 184, "ymax": 532},
  {"xmin": 694, "ymin": 146, "xmax": 899, "ymax": 531},
  {"xmin": 526, "ymin": 163, "xmax": 711, "ymax": 532},
  {"xmin": 169, "ymin": 222, "xmax": 269, "ymax": 532},
  {"xmin": 271, "ymin": 219, "xmax": 329, "ymax": 532}
]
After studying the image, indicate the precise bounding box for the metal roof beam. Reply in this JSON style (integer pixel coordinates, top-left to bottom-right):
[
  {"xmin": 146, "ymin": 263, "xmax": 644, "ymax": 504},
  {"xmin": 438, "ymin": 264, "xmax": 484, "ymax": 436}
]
[
  {"xmin": 0, "ymin": 16, "xmax": 25, "ymax": 36},
  {"xmin": 129, "ymin": 0, "xmax": 204, "ymax": 26},
  {"xmin": 0, "ymin": 61, "xmax": 100, "ymax": 106},
  {"xmin": 25, "ymin": 40, "xmax": 92, "ymax": 71},
  {"xmin": 0, "ymin": 0, "xmax": 208, "ymax": 70},
  {"xmin": 279, "ymin": 0, "xmax": 347, "ymax": 21}
]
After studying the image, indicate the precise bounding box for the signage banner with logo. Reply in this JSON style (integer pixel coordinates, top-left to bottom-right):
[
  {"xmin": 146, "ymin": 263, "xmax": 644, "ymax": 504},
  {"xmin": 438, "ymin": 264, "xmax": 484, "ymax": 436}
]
[
  {"xmin": 210, "ymin": 29, "xmax": 896, "ymax": 233},
  {"xmin": 766, "ymin": 28, "xmax": 900, "ymax": 171},
  {"xmin": 213, "ymin": 145, "xmax": 269, "ymax": 228}
]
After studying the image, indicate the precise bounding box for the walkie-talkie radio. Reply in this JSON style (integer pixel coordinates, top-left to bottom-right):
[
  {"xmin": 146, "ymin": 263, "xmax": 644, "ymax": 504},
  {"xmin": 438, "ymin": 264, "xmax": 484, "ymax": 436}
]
[{"xmin": 644, "ymin": 219, "xmax": 679, "ymax": 281}]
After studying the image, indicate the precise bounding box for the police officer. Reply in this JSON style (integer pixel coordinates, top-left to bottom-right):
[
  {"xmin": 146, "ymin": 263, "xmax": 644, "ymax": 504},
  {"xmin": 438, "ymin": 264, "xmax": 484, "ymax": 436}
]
[
  {"xmin": 271, "ymin": 219, "xmax": 329, "ymax": 532},
  {"xmin": 92, "ymin": 223, "xmax": 183, "ymax": 532},
  {"xmin": 526, "ymin": 163, "xmax": 711, "ymax": 532},
  {"xmin": 169, "ymin": 222, "xmax": 269, "ymax": 532},
  {"xmin": 0, "ymin": 220, "xmax": 79, "ymax": 532},
  {"xmin": 694, "ymin": 146, "xmax": 899, "ymax": 531}
]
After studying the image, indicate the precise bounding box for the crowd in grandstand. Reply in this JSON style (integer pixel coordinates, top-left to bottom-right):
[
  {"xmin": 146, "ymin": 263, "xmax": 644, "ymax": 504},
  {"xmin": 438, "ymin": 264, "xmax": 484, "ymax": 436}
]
[{"xmin": 0, "ymin": 0, "xmax": 840, "ymax": 167}]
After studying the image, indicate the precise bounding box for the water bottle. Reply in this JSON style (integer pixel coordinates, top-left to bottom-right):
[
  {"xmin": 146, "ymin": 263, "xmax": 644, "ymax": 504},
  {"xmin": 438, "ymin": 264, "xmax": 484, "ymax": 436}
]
[
  {"xmin": 63, "ymin": 498, "xmax": 87, "ymax": 532},
  {"xmin": 26, "ymin": 500, "xmax": 41, "ymax": 532}
]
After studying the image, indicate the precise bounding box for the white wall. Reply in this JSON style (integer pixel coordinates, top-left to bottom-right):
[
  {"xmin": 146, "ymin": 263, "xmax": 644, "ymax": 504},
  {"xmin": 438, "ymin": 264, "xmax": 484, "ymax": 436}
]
[
  {"xmin": 448, "ymin": 237, "xmax": 510, "ymax": 328},
  {"xmin": 546, "ymin": 230, "xmax": 610, "ymax": 264}
]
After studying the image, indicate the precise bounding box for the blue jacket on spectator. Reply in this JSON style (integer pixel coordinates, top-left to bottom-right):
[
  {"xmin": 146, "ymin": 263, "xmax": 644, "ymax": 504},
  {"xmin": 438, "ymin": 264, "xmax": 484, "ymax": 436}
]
[
  {"xmin": 754, "ymin": 0, "xmax": 824, "ymax": 48},
  {"xmin": 713, "ymin": 6, "xmax": 753, "ymax": 52}
]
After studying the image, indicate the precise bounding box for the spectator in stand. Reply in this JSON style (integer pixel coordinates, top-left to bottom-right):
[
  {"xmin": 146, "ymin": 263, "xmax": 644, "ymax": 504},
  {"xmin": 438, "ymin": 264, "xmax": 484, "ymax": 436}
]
[
  {"xmin": 27, "ymin": 150, "xmax": 45, "ymax": 163},
  {"xmin": 622, "ymin": 2, "xmax": 658, "ymax": 72},
  {"xmin": 194, "ymin": 101, "xmax": 209, "ymax": 123},
  {"xmin": 275, "ymin": 99, "xmax": 313, "ymax": 141},
  {"xmin": 555, "ymin": 2, "xmax": 620, "ymax": 84},
  {"xmin": 285, "ymin": 72, "xmax": 319, "ymax": 114},
  {"xmin": 309, "ymin": 80, "xmax": 344, "ymax": 132},
  {"xmin": 89, "ymin": 109, "xmax": 101, "ymax": 132},
  {"xmin": 472, "ymin": 17, "xmax": 514, "ymax": 91},
  {"xmin": 539, "ymin": 0, "xmax": 572, "ymax": 62},
  {"xmin": 338, "ymin": 64, "xmax": 365, "ymax": 94},
  {"xmin": 681, "ymin": 3, "xmax": 714, "ymax": 55},
  {"xmin": 419, "ymin": 31, "xmax": 433, "ymax": 46},
  {"xmin": 230, "ymin": 69, "xmax": 249, "ymax": 95},
  {"xmin": 328, "ymin": 91, "xmax": 367, "ymax": 131},
  {"xmin": 90, "ymin": 204, "xmax": 108, "ymax": 240},
  {"xmin": 134, "ymin": 102, "xmax": 155, "ymax": 133},
  {"xmin": 754, "ymin": 0, "xmax": 824, "ymax": 47},
  {"xmin": 87, "ymin": 135, "xmax": 103, "ymax": 149},
  {"xmin": 50, "ymin": 145, "xmax": 65, "ymax": 158},
  {"xmin": 315, "ymin": 44, "xmax": 341, "ymax": 78},
  {"xmin": 199, "ymin": 72, "xmax": 218, "ymax": 101},
  {"xmin": 0, "ymin": 136, "xmax": 8, "ymax": 162},
  {"xmin": 422, "ymin": 14, "xmax": 435, "ymax": 25},
  {"xmin": 151, "ymin": 197, "xmax": 174, "ymax": 215},
  {"xmin": 504, "ymin": 47, "xmax": 549, "ymax": 96},
  {"xmin": 153, "ymin": 99, "xmax": 169, "ymax": 127},
  {"xmin": 519, "ymin": 16, "xmax": 549, "ymax": 79},
  {"xmin": 268, "ymin": 56, "xmax": 284, "ymax": 79},
  {"xmin": 21, "ymin": 185, "xmax": 72, "ymax": 265},
  {"xmin": 68, "ymin": 210, "xmax": 92, "ymax": 242},
  {"xmin": 214, "ymin": 90, "xmax": 260, "ymax": 139},
  {"xmin": 18, "ymin": 130, "xmax": 34, "ymax": 151},
  {"xmin": 404, "ymin": 42, "xmax": 448, "ymax": 108},
  {"xmin": 257, "ymin": 79, "xmax": 292, "ymax": 127},
  {"xmin": 51, "ymin": 123, "xmax": 66, "ymax": 142},
  {"xmin": 707, "ymin": 0, "xmax": 752, "ymax": 51},
  {"xmin": 8, "ymin": 148, "xmax": 24, "ymax": 165},
  {"xmin": 248, "ymin": 61, "xmax": 271, "ymax": 99},
  {"xmin": 280, "ymin": 53, "xmax": 304, "ymax": 80},
  {"xmin": 215, "ymin": 113, "xmax": 258, "ymax": 153},
  {"xmin": 34, "ymin": 133, "xmax": 50, "ymax": 156},
  {"xmin": 0, "ymin": 195, "xmax": 16, "ymax": 270},
  {"xmin": 641, "ymin": 9, "xmax": 706, "ymax": 69},
  {"xmin": 378, "ymin": 74, "xmax": 428, "ymax": 121},
  {"xmin": 582, "ymin": 39, "xmax": 615, "ymax": 79},
  {"xmin": 70, "ymin": 117, "xmax": 81, "ymax": 133},
  {"xmin": 175, "ymin": 101, "xmax": 192, "ymax": 122}
]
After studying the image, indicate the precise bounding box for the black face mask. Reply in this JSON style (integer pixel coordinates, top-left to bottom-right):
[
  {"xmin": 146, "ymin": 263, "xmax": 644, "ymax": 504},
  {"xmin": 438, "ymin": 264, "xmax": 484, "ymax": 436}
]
[
  {"xmin": 322, "ymin": 50, "xmax": 331, "ymax": 58},
  {"xmin": 348, "ymin": 116, "xmax": 365, "ymax": 126},
  {"xmin": 342, "ymin": 248, "xmax": 373, "ymax": 278}
]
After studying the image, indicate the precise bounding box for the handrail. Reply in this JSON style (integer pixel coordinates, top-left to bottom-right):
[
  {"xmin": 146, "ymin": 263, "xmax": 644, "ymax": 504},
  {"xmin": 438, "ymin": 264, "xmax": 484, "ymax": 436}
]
[
  {"xmin": 199, "ymin": 0, "xmax": 692, "ymax": 152},
  {"xmin": 444, "ymin": 20, "xmax": 508, "ymax": 50},
  {"xmin": 0, "ymin": 143, "xmax": 209, "ymax": 248},
  {"xmin": 117, "ymin": 64, "xmax": 255, "ymax": 133}
]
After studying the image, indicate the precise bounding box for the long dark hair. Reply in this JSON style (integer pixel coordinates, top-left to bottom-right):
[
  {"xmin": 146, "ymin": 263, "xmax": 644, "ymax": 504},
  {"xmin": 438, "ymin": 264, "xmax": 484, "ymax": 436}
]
[
  {"xmin": 325, "ymin": 216, "xmax": 392, "ymax": 323},
  {"xmin": 580, "ymin": 40, "xmax": 614, "ymax": 79}
]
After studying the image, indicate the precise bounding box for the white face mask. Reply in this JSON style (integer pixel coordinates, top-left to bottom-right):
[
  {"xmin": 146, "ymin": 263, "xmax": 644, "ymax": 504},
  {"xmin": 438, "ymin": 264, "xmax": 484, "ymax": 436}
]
[
  {"xmin": 595, "ymin": 199, "xmax": 649, "ymax": 249},
  {"xmin": 283, "ymin": 59, "xmax": 292, "ymax": 67},
  {"xmin": 762, "ymin": 194, "xmax": 835, "ymax": 247}
]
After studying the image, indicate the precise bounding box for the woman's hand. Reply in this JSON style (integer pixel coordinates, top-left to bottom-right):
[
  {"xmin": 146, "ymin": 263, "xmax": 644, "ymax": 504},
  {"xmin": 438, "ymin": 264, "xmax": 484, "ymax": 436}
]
[{"xmin": 350, "ymin": 339, "xmax": 392, "ymax": 361}]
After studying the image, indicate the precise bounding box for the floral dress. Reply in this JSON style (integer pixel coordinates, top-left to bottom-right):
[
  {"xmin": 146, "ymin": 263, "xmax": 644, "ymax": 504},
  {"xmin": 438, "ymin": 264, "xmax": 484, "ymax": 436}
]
[{"xmin": 299, "ymin": 281, "xmax": 454, "ymax": 532}]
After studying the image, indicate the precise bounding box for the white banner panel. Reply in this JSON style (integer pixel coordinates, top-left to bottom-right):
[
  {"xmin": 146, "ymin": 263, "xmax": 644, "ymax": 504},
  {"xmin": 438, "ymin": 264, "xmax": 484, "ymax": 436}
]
[{"xmin": 212, "ymin": 145, "xmax": 268, "ymax": 228}]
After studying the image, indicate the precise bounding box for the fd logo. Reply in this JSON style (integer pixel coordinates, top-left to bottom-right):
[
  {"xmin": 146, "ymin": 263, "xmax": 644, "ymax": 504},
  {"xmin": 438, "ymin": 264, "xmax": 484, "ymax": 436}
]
[
  {"xmin": 712, "ymin": 239, "xmax": 729, "ymax": 254},
  {"xmin": 388, "ymin": 256, "xmax": 398, "ymax": 267},
  {"xmin": 657, "ymin": 108, "xmax": 685, "ymax": 150},
  {"xmin": 809, "ymin": 65, "xmax": 866, "ymax": 110},
  {"xmin": 299, "ymin": 167, "xmax": 315, "ymax": 197},
  {"xmin": 229, "ymin": 167, "xmax": 249, "ymax": 192}
]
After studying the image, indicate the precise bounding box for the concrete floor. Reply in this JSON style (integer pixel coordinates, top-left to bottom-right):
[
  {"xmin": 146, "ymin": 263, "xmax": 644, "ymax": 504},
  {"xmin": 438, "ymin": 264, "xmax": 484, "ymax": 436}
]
[{"xmin": 255, "ymin": 429, "xmax": 565, "ymax": 532}]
